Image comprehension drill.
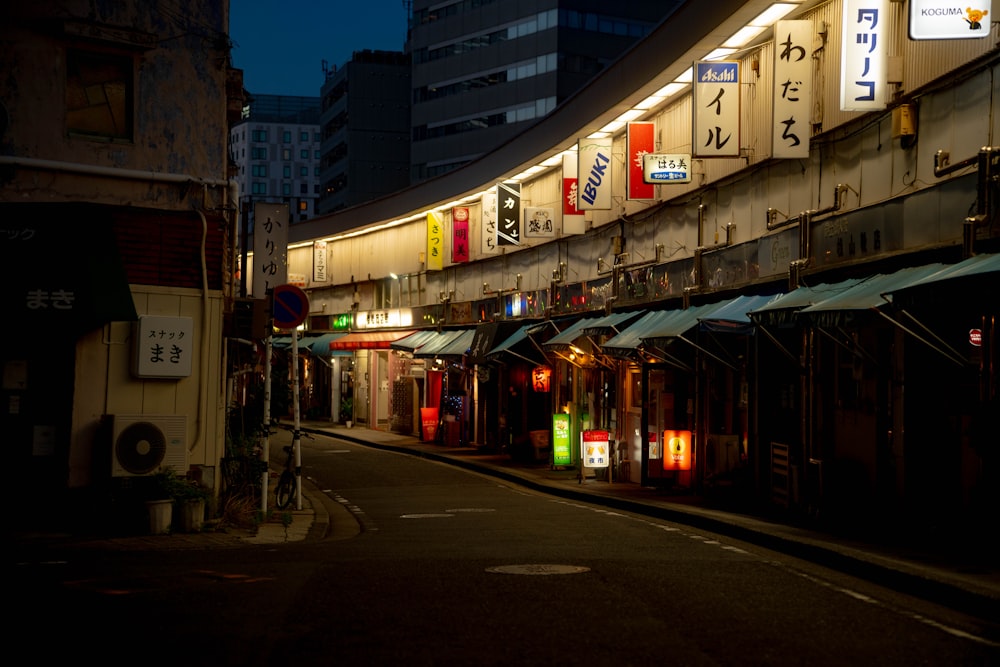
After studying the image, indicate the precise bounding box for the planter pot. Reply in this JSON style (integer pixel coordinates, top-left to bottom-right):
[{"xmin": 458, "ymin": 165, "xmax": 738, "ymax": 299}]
[
  {"xmin": 145, "ymin": 499, "xmax": 173, "ymax": 535},
  {"xmin": 345, "ymin": 420, "xmax": 352, "ymax": 428},
  {"xmin": 177, "ymin": 499, "xmax": 206, "ymax": 533}
]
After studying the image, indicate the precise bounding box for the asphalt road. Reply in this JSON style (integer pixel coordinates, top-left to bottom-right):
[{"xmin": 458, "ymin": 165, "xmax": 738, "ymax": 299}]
[{"xmin": 12, "ymin": 430, "xmax": 1000, "ymax": 666}]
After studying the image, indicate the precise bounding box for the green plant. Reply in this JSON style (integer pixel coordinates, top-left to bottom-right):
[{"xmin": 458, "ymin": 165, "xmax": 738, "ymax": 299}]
[
  {"xmin": 151, "ymin": 467, "xmax": 210, "ymax": 503},
  {"xmin": 340, "ymin": 396, "xmax": 353, "ymax": 422}
]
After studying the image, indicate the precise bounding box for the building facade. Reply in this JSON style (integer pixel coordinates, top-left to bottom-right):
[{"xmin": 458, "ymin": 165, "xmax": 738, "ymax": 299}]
[
  {"xmin": 1, "ymin": 1, "xmax": 240, "ymax": 528},
  {"xmin": 283, "ymin": 0, "xmax": 1000, "ymax": 535},
  {"xmin": 407, "ymin": 0, "xmax": 684, "ymax": 181},
  {"xmin": 317, "ymin": 50, "xmax": 411, "ymax": 215}
]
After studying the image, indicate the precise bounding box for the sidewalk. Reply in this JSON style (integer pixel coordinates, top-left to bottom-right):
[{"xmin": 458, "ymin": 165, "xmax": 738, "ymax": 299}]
[{"xmin": 300, "ymin": 421, "xmax": 1000, "ymax": 620}]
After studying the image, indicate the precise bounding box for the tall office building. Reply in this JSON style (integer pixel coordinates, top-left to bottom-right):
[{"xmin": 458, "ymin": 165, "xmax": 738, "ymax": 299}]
[
  {"xmin": 407, "ymin": 0, "xmax": 683, "ymax": 182},
  {"xmin": 317, "ymin": 50, "xmax": 411, "ymax": 215},
  {"xmin": 229, "ymin": 94, "xmax": 321, "ymax": 234}
]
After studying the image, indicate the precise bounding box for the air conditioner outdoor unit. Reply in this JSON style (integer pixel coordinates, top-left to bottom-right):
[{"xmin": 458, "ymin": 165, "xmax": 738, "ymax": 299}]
[{"xmin": 111, "ymin": 414, "xmax": 187, "ymax": 477}]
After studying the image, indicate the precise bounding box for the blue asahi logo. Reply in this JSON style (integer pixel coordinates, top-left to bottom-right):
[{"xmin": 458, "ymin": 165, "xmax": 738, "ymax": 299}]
[{"xmin": 697, "ymin": 62, "xmax": 738, "ymax": 82}]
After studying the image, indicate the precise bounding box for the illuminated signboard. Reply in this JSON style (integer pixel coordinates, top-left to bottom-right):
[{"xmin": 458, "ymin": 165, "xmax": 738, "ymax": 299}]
[
  {"xmin": 581, "ymin": 429, "xmax": 610, "ymax": 468},
  {"xmin": 553, "ymin": 413, "xmax": 572, "ymax": 466},
  {"xmin": 662, "ymin": 430, "xmax": 692, "ymax": 471}
]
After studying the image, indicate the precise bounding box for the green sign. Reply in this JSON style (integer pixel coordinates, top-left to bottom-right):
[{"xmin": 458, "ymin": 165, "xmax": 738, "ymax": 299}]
[
  {"xmin": 332, "ymin": 313, "xmax": 353, "ymax": 331},
  {"xmin": 552, "ymin": 413, "xmax": 572, "ymax": 466}
]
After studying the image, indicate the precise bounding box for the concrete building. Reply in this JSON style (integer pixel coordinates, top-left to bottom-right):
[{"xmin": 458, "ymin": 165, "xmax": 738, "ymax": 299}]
[
  {"xmin": 1, "ymin": 1, "xmax": 240, "ymax": 527},
  {"xmin": 407, "ymin": 0, "xmax": 684, "ymax": 181},
  {"xmin": 317, "ymin": 50, "xmax": 411, "ymax": 215}
]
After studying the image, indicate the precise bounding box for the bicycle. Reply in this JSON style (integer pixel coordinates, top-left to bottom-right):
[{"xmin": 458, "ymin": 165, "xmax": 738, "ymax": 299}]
[{"xmin": 274, "ymin": 444, "xmax": 297, "ymax": 510}]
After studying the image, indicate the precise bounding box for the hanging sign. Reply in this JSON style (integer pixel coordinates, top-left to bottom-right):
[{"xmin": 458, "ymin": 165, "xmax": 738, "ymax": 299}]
[
  {"xmin": 841, "ymin": 0, "xmax": 888, "ymax": 111},
  {"xmin": 577, "ymin": 137, "xmax": 613, "ymax": 209},
  {"xmin": 481, "ymin": 190, "xmax": 498, "ymax": 255},
  {"xmin": 562, "ymin": 151, "xmax": 586, "ymax": 235},
  {"xmin": 252, "ymin": 202, "xmax": 288, "ymax": 298},
  {"xmin": 643, "ymin": 153, "xmax": 691, "ymax": 183},
  {"xmin": 693, "ymin": 61, "xmax": 740, "ymax": 157},
  {"xmin": 497, "ymin": 182, "xmax": 521, "ymax": 246},
  {"xmin": 909, "ymin": 2, "xmax": 992, "ymax": 40},
  {"xmin": 452, "ymin": 207, "xmax": 470, "ymax": 263},
  {"xmin": 531, "ymin": 366, "xmax": 551, "ymax": 392},
  {"xmin": 773, "ymin": 20, "xmax": 812, "ymax": 159},
  {"xmin": 627, "ymin": 122, "xmax": 655, "ymax": 200},
  {"xmin": 427, "ymin": 211, "xmax": 444, "ymax": 271}
]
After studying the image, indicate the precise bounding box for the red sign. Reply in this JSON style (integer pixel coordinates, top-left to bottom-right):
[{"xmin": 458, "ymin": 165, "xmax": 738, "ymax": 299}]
[
  {"xmin": 452, "ymin": 207, "xmax": 470, "ymax": 263},
  {"xmin": 970, "ymin": 328, "xmax": 983, "ymax": 347},
  {"xmin": 627, "ymin": 122, "xmax": 655, "ymax": 200},
  {"xmin": 272, "ymin": 284, "xmax": 309, "ymax": 330}
]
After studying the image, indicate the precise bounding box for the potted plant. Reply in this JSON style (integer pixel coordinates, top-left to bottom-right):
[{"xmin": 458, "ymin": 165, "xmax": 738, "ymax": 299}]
[
  {"xmin": 340, "ymin": 396, "xmax": 353, "ymax": 427},
  {"xmin": 150, "ymin": 468, "xmax": 211, "ymax": 533}
]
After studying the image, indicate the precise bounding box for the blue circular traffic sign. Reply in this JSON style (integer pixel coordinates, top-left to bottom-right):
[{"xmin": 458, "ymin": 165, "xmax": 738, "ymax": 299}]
[{"xmin": 272, "ymin": 284, "xmax": 309, "ymax": 329}]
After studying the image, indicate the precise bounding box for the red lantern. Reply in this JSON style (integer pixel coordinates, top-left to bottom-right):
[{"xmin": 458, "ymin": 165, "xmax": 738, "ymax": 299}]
[{"xmin": 532, "ymin": 366, "xmax": 551, "ymax": 392}]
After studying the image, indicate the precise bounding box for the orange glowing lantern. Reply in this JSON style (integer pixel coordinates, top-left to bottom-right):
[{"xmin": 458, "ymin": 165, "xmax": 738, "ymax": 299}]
[
  {"xmin": 662, "ymin": 430, "xmax": 692, "ymax": 471},
  {"xmin": 532, "ymin": 366, "xmax": 551, "ymax": 392}
]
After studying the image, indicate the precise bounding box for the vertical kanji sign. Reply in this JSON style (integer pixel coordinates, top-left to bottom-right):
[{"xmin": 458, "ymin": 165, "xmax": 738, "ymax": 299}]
[
  {"xmin": 773, "ymin": 20, "xmax": 812, "ymax": 159},
  {"xmin": 562, "ymin": 151, "xmax": 586, "ymax": 235},
  {"xmin": 841, "ymin": 0, "xmax": 887, "ymax": 111},
  {"xmin": 627, "ymin": 122, "xmax": 655, "ymax": 200},
  {"xmin": 497, "ymin": 182, "xmax": 521, "ymax": 246},
  {"xmin": 452, "ymin": 207, "xmax": 470, "ymax": 263},
  {"xmin": 693, "ymin": 60, "xmax": 740, "ymax": 158},
  {"xmin": 252, "ymin": 202, "xmax": 288, "ymax": 298},
  {"xmin": 427, "ymin": 211, "xmax": 444, "ymax": 271},
  {"xmin": 481, "ymin": 190, "xmax": 498, "ymax": 254}
]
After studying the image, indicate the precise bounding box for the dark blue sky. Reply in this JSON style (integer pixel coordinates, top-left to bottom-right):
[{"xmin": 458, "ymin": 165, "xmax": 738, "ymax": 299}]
[{"xmin": 229, "ymin": 0, "xmax": 409, "ymax": 97}]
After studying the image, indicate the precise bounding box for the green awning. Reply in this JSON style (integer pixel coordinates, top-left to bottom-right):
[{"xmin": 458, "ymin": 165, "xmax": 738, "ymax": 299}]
[
  {"xmin": 749, "ymin": 278, "xmax": 863, "ymax": 328},
  {"xmin": 414, "ymin": 329, "xmax": 475, "ymax": 358},
  {"xmin": 543, "ymin": 316, "xmax": 604, "ymax": 349},
  {"xmin": 799, "ymin": 264, "xmax": 947, "ymax": 327},
  {"xmin": 3, "ymin": 202, "xmax": 138, "ymax": 335},
  {"xmin": 391, "ymin": 330, "xmax": 440, "ymax": 353}
]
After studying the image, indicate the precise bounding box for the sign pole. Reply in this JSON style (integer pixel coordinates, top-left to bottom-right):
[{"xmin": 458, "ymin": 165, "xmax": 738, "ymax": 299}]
[
  {"xmin": 291, "ymin": 328, "xmax": 302, "ymax": 510},
  {"xmin": 261, "ymin": 331, "xmax": 272, "ymax": 513}
]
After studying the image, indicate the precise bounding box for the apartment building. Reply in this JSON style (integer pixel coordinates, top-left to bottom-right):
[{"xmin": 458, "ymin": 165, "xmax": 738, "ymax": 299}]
[{"xmin": 229, "ymin": 94, "xmax": 321, "ymax": 242}]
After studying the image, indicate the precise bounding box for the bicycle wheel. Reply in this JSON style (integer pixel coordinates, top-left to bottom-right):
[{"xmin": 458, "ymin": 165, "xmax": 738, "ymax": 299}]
[{"xmin": 274, "ymin": 470, "xmax": 296, "ymax": 509}]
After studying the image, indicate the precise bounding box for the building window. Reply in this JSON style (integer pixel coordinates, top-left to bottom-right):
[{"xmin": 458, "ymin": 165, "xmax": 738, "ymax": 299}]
[
  {"xmin": 252, "ymin": 129, "xmax": 268, "ymax": 142},
  {"xmin": 300, "ymin": 183, "xmax": 308, "ymax": 194},
  {"xmin": 251, "ymin": 147, "xmax": 268, "ymax": 159},
  {"xmin": 283, "ymin": 165, "xmax": 292, "ymax": 178},
  {"xmin": 300, "ymin": 149, "xmax": 309, "ymax": 159},
  {"xmin": 300, "ymin": 166, "xmax": 308, "ymax": 177},
  {"xmin": 300, "ymin": 131, "xmax": 309, "ymax": 141},
  {"xmin": 314, "ymin": 150, "xmax": 321, "ymax": 159},
  {"xmin": 283, "ymin": 183, "xmax": 291, "ymax": 195},
  {"xmin": 252, "ymin": 165, "xmax": 268, "ymax": 177},
  {"xmin": 282, "ymin": 148, "xmax": 291, "ymax": 160},
  {"xmin": 314, "ymin": 132, "xmax": 321, "ymax": 142},
  {"xmin": 252, "ymin": 182, "xmax": 267, "ymax": 195},
  {"xmin": 66, "ymin": 49, "xmax": 133, "ymax": 141},
  {"xmin": 299, "ymin": 201, "xmax": 308, "ymax": 211},
  {"xmin": 283, "ymin": 130, "xmax": 292, "ymax": 143}
]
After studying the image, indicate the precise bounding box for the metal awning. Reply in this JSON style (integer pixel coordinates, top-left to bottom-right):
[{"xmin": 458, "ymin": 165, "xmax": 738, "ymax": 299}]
[
  {"xmin": 698, "ymin": 293, "xmax": 783, "ymax": 334},
  {"xmin": 543, "ymin": 316, "xmax": 603, "ymax": 348},
  {"xmin": 748, "ymin": 278, "xmax": 863, "ymax": 328},
  {"xmin": 798, "ymin": 264, "xmax": 947, "ymax": 325},
  {"xmin": 884, "ymin": 252, "xmax": 1000, "ymax": 300},
  {"xmin": 414, "ymin": 329, "xmax": 476, "ymax": 358},
  {"xmin": 581, "ymin": 310, "xmax": 646, "ymax": 336},
  {"xmin": 467, "ymin": 321, "xmax": 523, "ymax": 364},
  {"xmin": 390, "ymin": 330, "xmax": 440, "ymax": 353},
  {"xmin": 486, "ymin": 322, "xmax": 548, "ymax": 364},
  {"xmin": 308, "ymin": 332, "xmax": 351, "ymax": 357},
  {"xmin": 330, "ymin": 330, "xmax": 416, "ymax": 350}
]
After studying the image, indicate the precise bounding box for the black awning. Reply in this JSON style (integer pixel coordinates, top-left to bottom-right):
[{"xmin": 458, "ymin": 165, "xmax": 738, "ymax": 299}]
[
  {"xmin": 467, "ymin": 321, "xmax": 522, "ymax": 364},
  {"xmin": 2, "ymin": 202, "xmax": 138, "ymax": 337}
]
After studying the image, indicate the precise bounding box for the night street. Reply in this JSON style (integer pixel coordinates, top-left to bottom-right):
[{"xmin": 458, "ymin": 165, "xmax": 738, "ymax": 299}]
[{"xmin": 12, "ymin": 431, "xmax": 1000, "ymax": 666}]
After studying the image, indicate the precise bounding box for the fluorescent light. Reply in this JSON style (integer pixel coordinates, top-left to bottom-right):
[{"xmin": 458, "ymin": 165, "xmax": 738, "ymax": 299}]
[
  {"xmin": 615, "ymin": 109, "xmax": 644, "ymax": 123},
  {"xmin": 751, "ymin": 3, "xmax": 799, "ymax": 26},
  {"xmin": 674, "ymin": 67, "xmax": 693, "ymax": 83},
  {"xmin": 723, "ymin": 25, "xmax": 767, "ymax": 48},
  {"xmin": 540, "ymin": 154, "xmax": 563, "ymax": 167},
  {"xmin": 587, "ymin": 131, "xmax": 610, "ymax": 139},
  {"xmin": 704, "ymin": 48, "xmax": 738, "ymax": 61},
  {"xmin": 634, "ymin": 95, "xmax": 665, "ymax": 110},
  {"xmin": 600, "ymin": 119, "xmax": 626, "ymax": 133}
]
